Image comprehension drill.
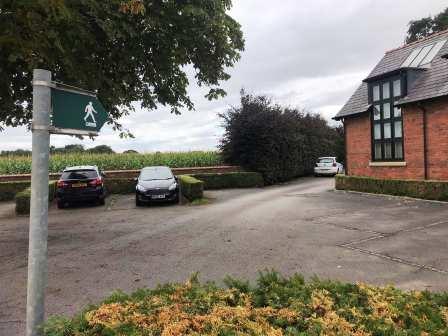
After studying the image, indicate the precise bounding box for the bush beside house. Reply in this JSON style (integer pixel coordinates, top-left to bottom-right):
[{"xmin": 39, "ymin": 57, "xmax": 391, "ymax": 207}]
[
  {"xmin": 336, "ymin": 174, "xmax": 448, "ymax": 201},
  {"xmin": 43, "ymin": 271, "xmax": 448, "ymax": 336}
]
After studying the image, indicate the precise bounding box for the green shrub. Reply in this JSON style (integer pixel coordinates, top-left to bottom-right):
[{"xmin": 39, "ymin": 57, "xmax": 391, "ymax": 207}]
[
  {"xmin": 42, "ymin": 271, "xmax": 448, "ymax": 336},
  {"xmin": 15, "ymin": 188, "xmax": 32, "ymax": 215},
  {"xmin": 191, "ymin": 172, "xmax": 264, "ymax": 189},
  {"xmin": 0, "ymin": 181, "xmax": 30, "ymax": 201},
  {"xmin": 15, "ymin": 182, "xmax": 56, "ymax": 215},
  {"xmin": 105, "ymin": 178, "xmax": 136, "ymax": 194},
  {"xmin": 179, "ymin": 175, "xmax": 203, "ymax": 201},
  {"xmin": 336, "ymin": 175, "xmax": 448, "ymax": 201}
]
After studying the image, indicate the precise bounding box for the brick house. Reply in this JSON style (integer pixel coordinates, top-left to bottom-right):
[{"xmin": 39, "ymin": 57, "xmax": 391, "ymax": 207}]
[{"xmin": 335, "ymin": 30, "xmax": 448, "ymax": 180}]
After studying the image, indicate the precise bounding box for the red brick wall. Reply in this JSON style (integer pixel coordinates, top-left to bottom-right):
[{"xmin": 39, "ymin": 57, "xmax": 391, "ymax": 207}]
[
  {"xmin": 426, "ymin": 98, "xmax": 448, "ymax": 180},
  {"xmin": 345, "ymin": 106, "xmax": 425, "ymax": 180}
]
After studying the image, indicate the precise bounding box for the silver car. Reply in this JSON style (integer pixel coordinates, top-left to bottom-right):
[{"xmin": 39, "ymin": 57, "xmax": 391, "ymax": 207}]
[{"xmin": 314, "ymin": 157, "xmax": 344, "ymax": 176}]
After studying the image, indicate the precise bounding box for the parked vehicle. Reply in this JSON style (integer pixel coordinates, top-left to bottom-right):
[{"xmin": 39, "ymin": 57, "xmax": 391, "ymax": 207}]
[
  {"xmin": 56, "ymin": 166, "xmax": 106, "ymax": 208},
  {"xmin": 314, "ymin": 157, "xmax": 344, "ymax": 176},
  {"xmin": 135, "ymin": 166, "xmax": 179, "ymax": 206}
]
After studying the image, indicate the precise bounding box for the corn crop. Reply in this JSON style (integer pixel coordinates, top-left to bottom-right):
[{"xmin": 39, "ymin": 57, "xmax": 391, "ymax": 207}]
[{"xmin": 0, "ymin": 151, "xmax": 223, "ymax": 174}]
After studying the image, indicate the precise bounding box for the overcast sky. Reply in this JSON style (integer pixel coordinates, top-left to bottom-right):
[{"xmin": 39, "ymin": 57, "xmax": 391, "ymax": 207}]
[{"xmin": 1, "ymin": 0, "xmax": 447, "ymax": 153}]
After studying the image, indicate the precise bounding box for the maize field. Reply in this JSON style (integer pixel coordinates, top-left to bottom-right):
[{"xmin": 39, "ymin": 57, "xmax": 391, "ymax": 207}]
[{"xmin": 0, "ymin": 151, "xmax": 223, "ymax": 174}]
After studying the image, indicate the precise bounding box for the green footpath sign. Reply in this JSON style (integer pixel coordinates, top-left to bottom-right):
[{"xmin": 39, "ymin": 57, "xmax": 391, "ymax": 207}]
[{"xmin": 51, "ymin": 84, "xmax": 108, "ymax": 135}]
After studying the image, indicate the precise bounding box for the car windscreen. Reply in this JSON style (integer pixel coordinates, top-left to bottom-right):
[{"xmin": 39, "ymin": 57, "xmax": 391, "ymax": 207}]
[
  {"xmin": 318, "ymin": 158, "xmax": 334, "ymax": 164},
  {"xmin": 139, "ymin": 167, "xmax": 173, "ymax": 181},
  {"xmin": 61, "ymin": 170, "xmax": 98, "ymax": 180}
]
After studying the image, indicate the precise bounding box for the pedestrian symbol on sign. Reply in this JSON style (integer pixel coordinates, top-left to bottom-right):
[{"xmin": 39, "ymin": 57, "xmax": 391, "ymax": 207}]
[{"xmin": 84, "ymin": 102, "xmax": 97, "ymax": 127}]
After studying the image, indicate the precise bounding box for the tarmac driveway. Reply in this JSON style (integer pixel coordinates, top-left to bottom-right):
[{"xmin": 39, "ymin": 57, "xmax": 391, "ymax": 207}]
[{"xmin": 2, "ymin": 177, "xmax": 448, "ymax": 335}]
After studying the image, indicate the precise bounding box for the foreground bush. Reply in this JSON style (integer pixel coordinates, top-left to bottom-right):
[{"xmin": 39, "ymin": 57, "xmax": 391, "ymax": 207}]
[
  {"xmin": 336, "ymin": 175, "xmax": 448, "ymax": 201},
  {"xmin": 43, "ymin": 272, "xmax": 448, "ymax": 336},
  {"xmin": 219, "ymin": 93, "xmax": 344, "ymax": 184}
]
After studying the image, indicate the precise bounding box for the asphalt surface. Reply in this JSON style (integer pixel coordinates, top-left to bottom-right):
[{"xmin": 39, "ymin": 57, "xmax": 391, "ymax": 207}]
[{"xmin": 2, "ymin": 177, "xmax": 448, "ymax": 335}]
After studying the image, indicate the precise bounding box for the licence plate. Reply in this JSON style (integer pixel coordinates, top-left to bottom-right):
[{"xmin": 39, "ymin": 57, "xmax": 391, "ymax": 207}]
[
  {"xmin": 152, "ymin": 194, "xmax": 166, "ymax": 199},
  {"xmin": 72, "ymin": 183, "xmax": 87, "ymax": 188}
]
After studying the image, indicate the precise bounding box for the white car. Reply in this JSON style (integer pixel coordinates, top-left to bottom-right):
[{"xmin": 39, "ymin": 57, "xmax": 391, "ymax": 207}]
[{"xmin": 314, "ymin": 157, "xmax": 344, "ymax": 176}]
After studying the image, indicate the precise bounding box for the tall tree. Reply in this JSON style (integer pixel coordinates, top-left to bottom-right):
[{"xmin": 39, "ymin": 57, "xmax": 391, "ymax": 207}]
[
  {"xmin": 0, "ymin": 0, "xmax": 244, "ymax": 134},
  {"xmin": 406, "ymin": 7, "xmax": 448, "ymax": 43},
  {"xmin": 220, "ymin": 92, "xmax": 345, "ymax": 184}
]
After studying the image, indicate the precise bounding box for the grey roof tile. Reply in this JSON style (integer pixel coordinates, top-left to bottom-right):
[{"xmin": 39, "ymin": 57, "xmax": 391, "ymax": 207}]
[
  {"xmin": 334, "ymin": 82, "xmax": 370, "ymax": 119},
  {"xmin": 335, "ymin": 30, "xmax": 448, "ymax": 119}
]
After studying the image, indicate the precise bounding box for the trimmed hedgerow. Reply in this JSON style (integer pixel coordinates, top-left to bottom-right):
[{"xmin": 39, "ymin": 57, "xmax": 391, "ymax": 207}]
[
  {"xmin": 0, "ymin": 181, "xmax": 30, "ymax": 201},
  {"xmin": 191, "ymin": 172, "xmax": 264, "ymax": 190},
  {"xmin": 179, "ymin": 175, "xmax": 203, "ymax": 201},
  {"xmin": 336, "ymin": 175, "xmax": 448, "ymax": 201},
  {"xmin": 105, "ymin": 178, "xmax": 137, "ymax": 194},
  {"xmin": 42, "ymin": 271, "xmax": 448, "ymax": 336},
  {"xmin": 15, "ymin": 181, "xmax": 57, "ymax": 215}
]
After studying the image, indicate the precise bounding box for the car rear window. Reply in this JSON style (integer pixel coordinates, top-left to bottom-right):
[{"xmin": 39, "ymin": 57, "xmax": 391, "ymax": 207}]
[
  {"xmin": 318, "ymin": 158, "xmax": 334, "ymax": 164},
  {"xmin": 61, "ymin": 170, "xmax": 98, "ymax": 180}
]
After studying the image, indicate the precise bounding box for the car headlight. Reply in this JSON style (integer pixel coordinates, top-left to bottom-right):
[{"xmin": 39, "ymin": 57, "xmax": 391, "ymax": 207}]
[
  {"xmin": 168, "ymin": 182, "xmax": 177, "ymax": 191},
  {"xmin": 136, "ymin": 184, "xmax": 146, "ymax": 192}
]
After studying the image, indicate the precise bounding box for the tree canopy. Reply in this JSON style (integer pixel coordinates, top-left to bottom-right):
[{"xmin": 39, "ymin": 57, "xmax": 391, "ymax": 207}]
[
  {"xmin": 406, "ymin": 7, "xmax": 448, "ymax": 43},
  {"xmin": 0, "ymin": 0, "xmax": 244, "ymax": 134}
]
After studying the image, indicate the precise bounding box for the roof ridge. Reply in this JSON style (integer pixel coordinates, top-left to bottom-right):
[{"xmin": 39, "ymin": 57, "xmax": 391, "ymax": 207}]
[{"xmin": 385, "ymin": 28, "xmax": 448, "ymax": 54}]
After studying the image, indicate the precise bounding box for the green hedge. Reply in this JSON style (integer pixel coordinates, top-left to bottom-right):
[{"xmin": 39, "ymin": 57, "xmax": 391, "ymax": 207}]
[
  {"xmin": 191, "ymin": 172, "xmax": 264, "ymax": 190},
  {"xmin": 0, "ymin": 181, "xmax": 31, "ymax": 201},
  {"xmin": 42, "ymin": 271, "xmax": 448, "ymax": 336},
  {"xmin": 15, "ymin": 181, "xmax": 57, "ymax": 215},
  {"xmin": 105, "ymin": 178, "xmax": 136, "ymax": 194},
  {"xmin": 336, "ymin": 175, "xmax": 448, "ymax": 201},
  {"xmin": 179, "ymin": 175, "xmax": 203, "ymax": 201}
]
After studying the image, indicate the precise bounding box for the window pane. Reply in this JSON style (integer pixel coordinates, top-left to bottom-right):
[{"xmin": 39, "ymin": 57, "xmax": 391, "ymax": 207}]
[
  {"xmin": 395, "ymin": 141, "xmax": 403, "ymax": 159},
  {"xmin": 373, "ymin": 105, "xmax": 381, "ymax": 120},
  {"xmin": 410, "ymin": 44, "xmax": 433, "ymax": 67},
  {"xmin": 383, "ymin": 103, "xmax": 391, "ymax": 119},
  {"xmin": 382, "ymin": 82, "xmax": 390, "ymax": 99},
  {"xmin": 374, "ymin": 143, "xmax": 382, "ymax": 160},
  {"xmin": 393, "ymin": 80, "xmax": 401, "ymax": 97},
  {"xmin": 401, "ymin": 48, "xmax": 422, "ymax": 67},
  {"xmin": 374, "ymin": 124, "xmax": 381, "ymax": 139},
  {"xmin": 384, "ymin": 123, "xmax": 391, "ymax": 139},
  {"xmin": 394, "ymin": 121, "xmax": 402, "ymax": 138},
  {"xmin": 421, "ymin": 40, "xmax": 446, "ymax": 65},
  {"xmin": 384, "ymin": 143, "xmax": 392, "ymax": 159},
  {"xmin": 394, "ymin": 106, "xmax": 401, "ymax": 117},
  {"xmin": 373, "ymin": 85, "xmax": 380, "ymax": 101}
]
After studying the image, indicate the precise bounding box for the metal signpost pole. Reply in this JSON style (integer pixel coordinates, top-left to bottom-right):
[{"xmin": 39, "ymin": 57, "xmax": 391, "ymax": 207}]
[{"xmin": 26, "ymin": 69, "xmax": 51, "ymax": 336}]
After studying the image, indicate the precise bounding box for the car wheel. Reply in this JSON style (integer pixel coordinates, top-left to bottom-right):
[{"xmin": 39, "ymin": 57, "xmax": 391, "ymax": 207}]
[
  {"xmin": 57, "ymin": 200, "xmax": 66, "ymax": 209},
  {"xmin": 135, "ymin": 195, "xmax": 143, "ymax": 207},
  {"xmin": 98, "ymin": 198, "xmax": 105, "ymax": 206}
]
